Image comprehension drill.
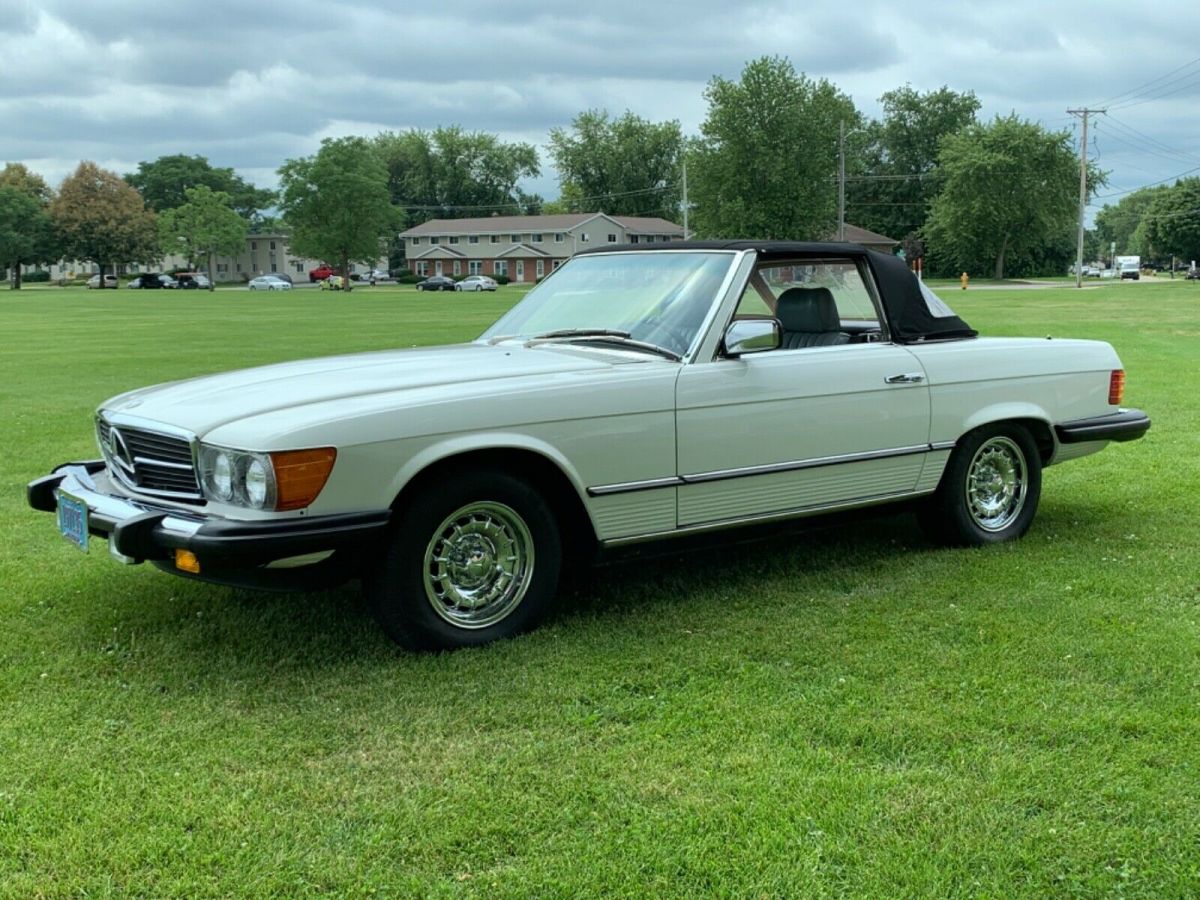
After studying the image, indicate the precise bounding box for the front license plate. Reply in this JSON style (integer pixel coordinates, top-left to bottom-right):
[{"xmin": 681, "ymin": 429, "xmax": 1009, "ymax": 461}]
[{"xmin": 57, "ymin": 492, "xmax": 89, "ymax": 553}]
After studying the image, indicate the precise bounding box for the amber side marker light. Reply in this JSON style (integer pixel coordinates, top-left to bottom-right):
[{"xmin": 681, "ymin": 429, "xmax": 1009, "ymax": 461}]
[
  {"xmin": 174, "ymin": 549, "xmax": 201, "ymax": 574},
  {"xmin": 1109, "ymin": 369, "xmax": 1126, "ymax": 406},
  {"xmin": 271, "ymin": 448, "xmax": 337, "ymax": 511}
]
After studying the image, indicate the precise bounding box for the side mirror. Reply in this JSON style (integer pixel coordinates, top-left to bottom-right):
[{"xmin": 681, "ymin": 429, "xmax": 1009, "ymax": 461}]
[{"xmin": 723, "ymin": 319, "xmax": 780, "ymax": 357}]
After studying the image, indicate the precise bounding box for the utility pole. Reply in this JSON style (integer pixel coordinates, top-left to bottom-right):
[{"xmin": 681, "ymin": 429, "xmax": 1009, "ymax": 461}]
[
  {"xmin": 837, "ymin": 120, "xmax": 846, "ymax": 241},
  {"xmin": 1067, "ymin": 107, "xmax": 1104, "ymax": 288},
  {"xmin": 681, "ymin": 160, "xmax": 689, "ymax": 239}
]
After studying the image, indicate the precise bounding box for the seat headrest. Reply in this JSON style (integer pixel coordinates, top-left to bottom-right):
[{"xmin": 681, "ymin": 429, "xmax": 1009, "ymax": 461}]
[{"xmin": 776, "ymin": 287, "xmax": 842, "ymax": 333}]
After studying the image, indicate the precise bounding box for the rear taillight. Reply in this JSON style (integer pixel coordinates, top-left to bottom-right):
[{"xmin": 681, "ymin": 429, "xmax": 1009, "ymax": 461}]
[{"xmin": 1109, "ymin": 369, "xmax": 1125, "ymax": 406}]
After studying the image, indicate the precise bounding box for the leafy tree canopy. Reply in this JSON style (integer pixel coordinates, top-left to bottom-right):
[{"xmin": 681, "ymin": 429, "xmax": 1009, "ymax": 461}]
[
  {"xmin": 278, "ymin": 137, "xmax": 393, "ymax": 292},
  {"xmin": 0, "ymin": 163, "xmax": 59, "ymax": 288},
  {"xmin": 126, "ymin": 154, "xmax": 275, "ymax": 221},
  {"xmin": 1140, "ymin": 178, "xmax": 1200, "ymax": 262},
  {"xmin": 51, "ymin": 161, "xmax": 158, "ymax": 282},
  {"xmin": 688, "ymin": 56, "xmax": 859, "ymax": 240},
  {"xmin": 158, "ymin": 185, "xmax": 249, "ymax": 290}
]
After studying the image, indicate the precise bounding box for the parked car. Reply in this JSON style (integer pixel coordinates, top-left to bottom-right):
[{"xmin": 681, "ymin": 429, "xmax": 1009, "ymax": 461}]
[
  {"xmin": 415, "ymin": 275, "xmax": 457, "ymax": 292},
  {"xmin": 86, "ymin": 274, "xmax": 119, "ymax": 289},
  {"xmin": 1185, "ymin": 265, "xmax": 1200, "ymax": 281},
  {"xmin": 455, "ymin": 275, "xmax": 499, "ymax": 292},
  {"xmin": 27, "ymin": 240, "xmax": 1151, "ymax": 651},
  {"xmin": 174, "ymin": 272, "xmax": 210, "ymax": 290},
  {"xmin": 248, "ymin": 275, "xmax": 292, "ymax": 291},
  {"xmin": 267, "ymin": 271, "xmax": 294, "ymax": 284},
  {"xmin": 126, "ymin": 274, "xmax": 177, "ymax": 290},
  {"xmin": 308, "ymin": 265, "xmax": 337, "ymax": 282},
  {"xmin": 319, "ymin": 275, "xmax": 345, "ymax": 291},
  {"xmin": 354, "ymin": 269, "xmax": 390, "ymax": 285}
]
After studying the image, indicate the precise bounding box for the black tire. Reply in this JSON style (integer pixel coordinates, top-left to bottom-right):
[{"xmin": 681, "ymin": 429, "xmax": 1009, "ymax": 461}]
[
  {"xmin": 366, "ymin": 470, "xmax": 562, "ymax": 651},
  {"xmin": 918, "ymin": 423, "xmax": 1042, "ymax": 546}
]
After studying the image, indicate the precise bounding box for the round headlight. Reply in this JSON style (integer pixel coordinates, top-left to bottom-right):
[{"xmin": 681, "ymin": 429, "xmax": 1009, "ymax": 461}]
[
  {"xmin": 211, "ymin": 451, "xmax": 234, "ymax": 500},
  {"xmin": 244, "ymin": 457, "xmax": 269, "ymax": 508}
]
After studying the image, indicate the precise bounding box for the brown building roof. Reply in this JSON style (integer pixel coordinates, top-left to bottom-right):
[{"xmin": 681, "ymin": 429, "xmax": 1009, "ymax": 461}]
[
  {"xmin": 836, "ymin": 224, "xmax": 898, "ymax": 246},
  {"xmin": 399, "ymin": 212, "xmax": 683, "ymax": 237}
]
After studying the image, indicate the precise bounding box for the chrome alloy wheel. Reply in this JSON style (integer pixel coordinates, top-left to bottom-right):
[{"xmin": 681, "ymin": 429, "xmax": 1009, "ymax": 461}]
[
  {"xmin": 422, "ymin": 501, "xmax": 535, "ymax": 629},
  {"xmin": 966, "ymin": 436, "xmax": 1028, "ymax": 532}
]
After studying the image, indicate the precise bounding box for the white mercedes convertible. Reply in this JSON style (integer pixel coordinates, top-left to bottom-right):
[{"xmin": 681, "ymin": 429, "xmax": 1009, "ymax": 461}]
[{"xmin": 29, "ymin": 241, "xmax": 1150, "ymax": 649}]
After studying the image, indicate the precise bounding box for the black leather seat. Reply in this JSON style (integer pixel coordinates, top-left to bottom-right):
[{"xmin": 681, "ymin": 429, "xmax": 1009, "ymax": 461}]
[{"xmin": 775, "ymin": 287, "xmax": 850, "ymax": 349}]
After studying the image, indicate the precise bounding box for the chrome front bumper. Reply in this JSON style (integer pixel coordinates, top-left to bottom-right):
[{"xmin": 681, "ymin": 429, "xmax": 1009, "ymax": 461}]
[{"xmin": 28, "ymin": 461, "xmax": 391, "ymax": 580}]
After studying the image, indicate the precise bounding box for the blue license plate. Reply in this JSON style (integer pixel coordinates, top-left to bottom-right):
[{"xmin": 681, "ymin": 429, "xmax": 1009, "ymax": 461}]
[{"xmin": 57, "ymin": 492, "xmax": 89, "ymax": 552}]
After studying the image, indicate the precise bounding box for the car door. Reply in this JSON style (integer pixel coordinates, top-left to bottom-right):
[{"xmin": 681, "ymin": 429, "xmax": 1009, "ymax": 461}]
[{"xmin": 674, "ymin": 258, "xmax": 932, "ymax": 528}]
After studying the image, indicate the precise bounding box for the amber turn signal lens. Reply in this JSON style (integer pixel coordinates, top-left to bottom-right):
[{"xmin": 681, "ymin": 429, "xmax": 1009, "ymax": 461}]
[
  {"xmin": 174, "ymin": 549, "xmax": 201, "ymax": 574},
  {"xmin": 1109, "ymin": 369, "xmax": 1125, "ymax": 406},
  {"xmin": 270, "ymin": 448, "xmax": 337, "ymax": 511}
]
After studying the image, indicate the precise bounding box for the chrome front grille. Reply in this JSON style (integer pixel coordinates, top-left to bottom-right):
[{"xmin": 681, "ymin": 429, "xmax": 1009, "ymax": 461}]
[{"xmin": 97, "ymin": 417, "xmax": 203, "ymax": 503}]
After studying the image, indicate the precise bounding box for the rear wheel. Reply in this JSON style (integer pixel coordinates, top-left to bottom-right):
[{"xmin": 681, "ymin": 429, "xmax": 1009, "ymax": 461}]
[
  {"xmin": 366, "ymin": 470, "xmax": 562, "ymax": 650},
  {"xmin": 918, "ymin": 423, "xmax": 1042, "ymax": 546}
]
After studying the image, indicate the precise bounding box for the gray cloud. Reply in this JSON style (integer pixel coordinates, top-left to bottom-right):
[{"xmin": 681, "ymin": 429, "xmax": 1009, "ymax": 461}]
[{"xmin": 1, "ymin": 0, "xmax": 1197, "ymax": 210}]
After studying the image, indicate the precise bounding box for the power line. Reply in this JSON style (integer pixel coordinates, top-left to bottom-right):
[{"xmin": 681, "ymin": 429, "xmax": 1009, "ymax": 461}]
[
  {"xmin": 1108, "ymin": 67, "xmax": 1200, "ymax": 112},
  {"xmin": 1101, "ymin": 114, "xmax": 1200, "ymax": 164},
  {"xmin": 1093, "ymin": 55, "xmax": 1200, "ymax": 107},
  {"xmin": 1092, "ymin": 163, "xmax": 1200, "ymax": 200}
]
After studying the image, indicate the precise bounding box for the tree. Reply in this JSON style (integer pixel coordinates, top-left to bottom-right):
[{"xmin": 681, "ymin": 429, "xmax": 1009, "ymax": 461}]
[
  {"xmin": 278, "ymin": 137, "xmax": 392, "ymax": 293},
  {"xmin": 51, "ymin": 162, "xmax": 158, "ymax": 287},
  {"xmin": 126, "ymin": 154, "xmax": 276, "ymax": 221},
  {"xmin": 688, "ymin": 56, "xmax": 859, "ymax": 240},
  {"xmin": 923, "ymin": 116, "xmax": 1091, "ymax": 279},
  {"xmin": 1094, "ymin": 186, "xmax": 1170, "ymax": 260},
  {"xmin": 851, "ymin": 85, "xmax": 980, "ymax": 241},
  {"xmin": 548, "ymin": 110, "xmax": 684, "ymax": 218},
  {"xmin": 158, "ymin": 186, "xmax": 249, "ymax": 291},
  {"xmin": 1140, "ymin": 178, "xmax": 1200, "ymax": 262},
  {"xmin": 0, "ymin": 163, "xmax": 59, "ymax": 289},
  {"xmin": 372, "ymin": 128, "xmax": 540, "ymax": 226}
]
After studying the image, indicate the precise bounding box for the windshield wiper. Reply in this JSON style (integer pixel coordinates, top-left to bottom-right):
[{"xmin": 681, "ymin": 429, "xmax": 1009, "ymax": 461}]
[
  {"xmin": 532, "ymin": 328, "xmax": 632, "ymax": 340},
  {"xmin": 531, "ymin": 332, "xmax": 682, "ymax": 362}
]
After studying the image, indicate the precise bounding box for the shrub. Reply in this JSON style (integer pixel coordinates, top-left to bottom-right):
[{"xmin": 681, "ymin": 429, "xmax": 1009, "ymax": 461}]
[
  {"xmin": 396, "ymin": 273, "xmax": 422, "ymax": 284},
  {"xmin": 23, "ymin": 271, "xmax": 51, "ymax": 282},
  {"xmin": 391, "ymin": 268, "xmax": 411, "ymax": 279},
  {"xmin": 494, "ymin": 274, "xmax": 510, "ymax": 285}
]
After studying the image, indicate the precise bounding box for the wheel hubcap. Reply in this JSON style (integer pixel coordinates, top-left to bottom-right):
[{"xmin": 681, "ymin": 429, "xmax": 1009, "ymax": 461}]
[
  {"xmin": 423, "ymin": 501, "xmax": 534, "ymax": 629},
  {"xmin": 966, "ymin": 436, "xmax": 1027, "ymax": 532}
]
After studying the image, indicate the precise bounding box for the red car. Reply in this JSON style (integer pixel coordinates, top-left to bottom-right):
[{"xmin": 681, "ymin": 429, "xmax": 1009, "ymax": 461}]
[{"xmin": 308, "ymin": 265, "xmax": 337, "ymax": 282}]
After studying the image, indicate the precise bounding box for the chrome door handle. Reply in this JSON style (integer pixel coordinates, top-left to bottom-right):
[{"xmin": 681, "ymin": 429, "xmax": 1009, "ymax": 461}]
[{"xmin": 885, "ymin": 373, "xmax": 925, "ymax": 384}]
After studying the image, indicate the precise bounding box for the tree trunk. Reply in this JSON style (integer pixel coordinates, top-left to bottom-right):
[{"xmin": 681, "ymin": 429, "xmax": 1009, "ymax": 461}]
[
  {"xmin": 341, "ymin": 250, "xmax": 351, "ymax": 293},
  {"xmin": 993, "ymin": 235, "xmax": 1008, "ymax": 281},
  {"xmin": 12, "ymin": 261, "xmax": 22, "ymax": 290},
  {"xmin": 207, "ymin": 250, "xmax": 216, "ymax": 291}
]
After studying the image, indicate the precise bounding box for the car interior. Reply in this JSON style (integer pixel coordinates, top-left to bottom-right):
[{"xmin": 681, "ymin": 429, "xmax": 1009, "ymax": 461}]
[{"xmin": 731, "ymin": 257, "xmax": 886, "ymax": 349}]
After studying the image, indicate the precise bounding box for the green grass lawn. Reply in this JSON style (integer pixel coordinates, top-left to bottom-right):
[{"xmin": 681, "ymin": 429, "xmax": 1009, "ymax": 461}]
[{"xmin": 1, "ymin": 280, "xmax": 1197, "ymax": 897}]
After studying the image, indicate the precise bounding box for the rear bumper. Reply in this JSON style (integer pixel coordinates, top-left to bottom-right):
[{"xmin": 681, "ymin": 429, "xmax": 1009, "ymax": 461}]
[
  {"xmin": 1055, "ymin": 408, "xmax": 1151, "ymax": 444},
  {"xmin": 28, "ymin": 461, "xmax": 390, "ymax": 586}
]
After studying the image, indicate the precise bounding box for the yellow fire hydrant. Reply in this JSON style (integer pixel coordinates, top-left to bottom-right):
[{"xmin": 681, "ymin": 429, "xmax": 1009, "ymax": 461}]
[{"xmin": 960, "ymin": 271, "xmax": 969, "ymax": 290}]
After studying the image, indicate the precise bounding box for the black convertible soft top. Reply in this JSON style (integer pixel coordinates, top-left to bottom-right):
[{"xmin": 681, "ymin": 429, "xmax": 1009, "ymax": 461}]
[{"xmin": 578, "ymin": 240, "xmax": 977, "ymax": 344}]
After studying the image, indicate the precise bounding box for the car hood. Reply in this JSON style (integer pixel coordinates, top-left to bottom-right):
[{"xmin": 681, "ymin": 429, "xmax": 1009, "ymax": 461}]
[{"xmin": 101, "ymin": 342, "xmax": 649, "ymax": 438}]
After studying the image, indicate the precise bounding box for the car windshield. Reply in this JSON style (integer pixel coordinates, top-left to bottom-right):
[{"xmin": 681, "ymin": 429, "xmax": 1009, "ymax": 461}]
[{"xmin": 482, "ymin": 251, "xmax": 735, "ymax": 357}]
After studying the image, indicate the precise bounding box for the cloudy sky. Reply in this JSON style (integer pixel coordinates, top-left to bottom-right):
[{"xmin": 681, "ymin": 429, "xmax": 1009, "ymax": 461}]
[{"xmin": 3, "ymin": 0, "xmax": 1198, "ymax": 220}]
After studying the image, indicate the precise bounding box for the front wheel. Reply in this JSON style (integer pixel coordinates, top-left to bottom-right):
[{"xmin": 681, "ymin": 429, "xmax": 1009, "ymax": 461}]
[
  {"xmin": 366, "ymin": 470, "xmax": 562, "ymax": 650},
  {"xmin": 918, "ymin": 423, "xmax": 1042, "ymax": 546}
]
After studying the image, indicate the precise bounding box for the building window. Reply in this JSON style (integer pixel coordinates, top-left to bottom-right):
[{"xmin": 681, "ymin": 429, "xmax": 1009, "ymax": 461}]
[
  {"xmin": 271, "ymin": 262, "xmax": 278, "ymax": 272},
  {"xmin": 453, "ymin": 260, "xmax": 461, "ymax": 275},
  {"xmin": 580, "ymin": 234, "xmax": 590, "ymax": 242},
  {"xmin": 607, "ymin": 233, "xmax": 617, "ymax": 242},
  {"xmin": 431, "ymin": 237, "xmax": 440, "ymax": 245},
  {"xmin": 469, "ymin": 235, "xmax": 479, "ymax": 244},
  {"xmin": 411, "ymin": 237, "xmax": 421, "ymax": 245},
  {"xmin": 449, "ymin": 236, "xmax": 459, "ymax": 244},
  {"xmin": 217, "ymin": 263, "xmax": 227, "ymax": 273},
  {"xmin": 469, "ymin": 260, "xmax": 481, "ymax": 275},
  {"xmin": 491, "ymin": 235, "xmax": 500, "ymax": 244},
  {"xmin": 630, "ymin": 235, "xmax": 640, "ymax": 244},
  {"xmin": 531, "ymin": 233, "xmax": 543, "ymax": 243},
  {"xmin": 294, "ymin": 261, "xmax": 304, "ymax": 273},
  {"xmin": 270, "ymin": 241, "xmax": 276, "ymax": 250},
  {"xmin": 536, "ymin": 259, "xmax": 544, "ymax": 278},
  {"xmin": 251, "ymin": 241, "xmax": 257, "ymax": 250},
  {"xmin": 494, "ymin": 260, "xmax": 508, "ymax": 277},
  {"xmin": 236, "ymin": 263, "xmax": 242, "ymax": 273},
  {"xmin": 554, "ymin": 233, "xmax": 564, "ymax": 243},
  {"xmin": 416, "ymin": 261, "xmax": 429, "ymax": 276},
  {"xmin": 510, "ymin": 234, "xmax": 519, "ymax": 243}
]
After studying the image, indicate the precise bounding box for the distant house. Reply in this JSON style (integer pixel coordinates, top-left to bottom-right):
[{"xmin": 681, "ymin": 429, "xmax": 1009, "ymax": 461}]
[
  {"xmin": 833, "ymin": 224, "xmax": 899, "ymax": 254},
  {"xmin": 399, "ymin": 212, "xmax": 685, "ymax": 282}
]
